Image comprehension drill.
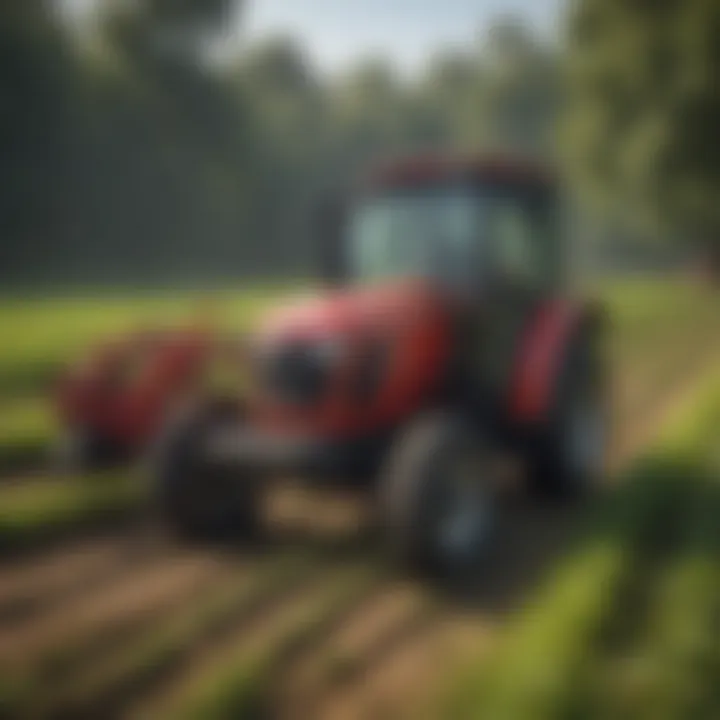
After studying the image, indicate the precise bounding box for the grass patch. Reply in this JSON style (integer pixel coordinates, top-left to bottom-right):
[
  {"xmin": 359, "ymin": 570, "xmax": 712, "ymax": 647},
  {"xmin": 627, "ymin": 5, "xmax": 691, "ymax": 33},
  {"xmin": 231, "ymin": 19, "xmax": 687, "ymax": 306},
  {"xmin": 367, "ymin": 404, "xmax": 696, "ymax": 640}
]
[
  {"xmin": 0, "ymin": 398, "xmax": 56, "ymax": 472},
  {"xmin": 0, "ymin": 472, "xmax": 145, "ymax": 555},
  {"xmin": 587, "ymin": 479, "xmax": 720, "ymax": 720},
  {"xmin": 0, "ymin": 286, "xmax": 294, "ymax": 398}
]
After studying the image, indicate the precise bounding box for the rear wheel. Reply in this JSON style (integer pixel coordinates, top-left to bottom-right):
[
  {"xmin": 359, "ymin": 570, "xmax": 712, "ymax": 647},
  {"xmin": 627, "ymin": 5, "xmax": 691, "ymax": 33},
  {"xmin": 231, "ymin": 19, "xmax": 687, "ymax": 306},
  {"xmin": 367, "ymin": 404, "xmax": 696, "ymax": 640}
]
[
  {"xmin": 153, "ymin": 399, "xmax": 261, "ymax": 542},
  {"xmin": 380, "ymin": 413, "xmax": 497, "ymax": 577},
  {"xmin": 527, "ymin": 335, "xmax": 609, "ymax": 499}
]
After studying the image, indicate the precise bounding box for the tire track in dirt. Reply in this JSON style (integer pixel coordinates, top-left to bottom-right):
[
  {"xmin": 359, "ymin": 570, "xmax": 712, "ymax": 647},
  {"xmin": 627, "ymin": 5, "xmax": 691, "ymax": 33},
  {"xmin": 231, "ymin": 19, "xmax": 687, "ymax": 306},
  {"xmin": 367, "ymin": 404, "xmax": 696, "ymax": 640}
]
[
  {"xmin": 0, "ymin": 548, "xmax": 231, "ymax": 671},
  {"xmin": 610, "ymin": 335, "xmax": 720, "ymax": 471},
  {"xmin": 273, "ymin": 582, "xmax": 439, "ymax": 720},
  {"xmin": 125, "ymin": 562, "xmax": 379, "ymax": 720},
  {"xmin": 18, "ymin": 553, "xmax": 324, "ymax": 719},
  {"xmin": 0, "ymin": 527, "xmax": 185, "ymax": 627}
]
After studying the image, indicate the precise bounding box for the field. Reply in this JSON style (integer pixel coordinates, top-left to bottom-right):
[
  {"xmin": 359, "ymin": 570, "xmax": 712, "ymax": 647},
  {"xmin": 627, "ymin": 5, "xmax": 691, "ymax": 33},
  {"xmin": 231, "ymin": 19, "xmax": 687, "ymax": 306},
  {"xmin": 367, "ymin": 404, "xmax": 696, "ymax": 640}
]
[{"xmin": 0, "ymin": 279, "xmax": 718, "ymax": 720}]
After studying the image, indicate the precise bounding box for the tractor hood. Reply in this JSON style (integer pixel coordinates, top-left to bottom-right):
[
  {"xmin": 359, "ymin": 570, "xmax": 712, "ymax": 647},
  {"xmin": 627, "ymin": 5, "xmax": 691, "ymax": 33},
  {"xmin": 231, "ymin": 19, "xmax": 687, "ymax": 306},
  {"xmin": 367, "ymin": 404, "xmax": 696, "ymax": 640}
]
[
  {"xmin": 248, "ymin": 278, "xmax": 455, "ymax": 436},
  {"xmin": 257, "ymin": 278, "xmax": 449, "ymax": 343}
]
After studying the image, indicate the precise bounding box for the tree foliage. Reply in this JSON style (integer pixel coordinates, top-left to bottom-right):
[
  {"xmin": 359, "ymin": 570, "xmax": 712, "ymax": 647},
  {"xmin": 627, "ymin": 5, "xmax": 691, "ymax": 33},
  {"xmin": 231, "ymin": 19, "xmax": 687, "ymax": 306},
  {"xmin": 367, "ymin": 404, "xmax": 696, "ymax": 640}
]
[
  {"xmin": 563, "ymin": 0, "xmax": 720, "ymax": 260},
  {"xmin": 0, "ymin": 5, "xmax": 561, "ymax": 286}
]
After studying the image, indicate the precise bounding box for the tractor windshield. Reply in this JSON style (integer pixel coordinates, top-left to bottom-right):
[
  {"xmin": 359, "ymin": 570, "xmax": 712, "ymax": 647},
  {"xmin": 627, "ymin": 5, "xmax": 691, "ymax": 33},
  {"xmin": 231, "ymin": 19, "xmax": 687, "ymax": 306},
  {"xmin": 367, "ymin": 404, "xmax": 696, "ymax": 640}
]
[{"xmin": 347, "ymin": 187, "xmax": 481, "ymax": 285}]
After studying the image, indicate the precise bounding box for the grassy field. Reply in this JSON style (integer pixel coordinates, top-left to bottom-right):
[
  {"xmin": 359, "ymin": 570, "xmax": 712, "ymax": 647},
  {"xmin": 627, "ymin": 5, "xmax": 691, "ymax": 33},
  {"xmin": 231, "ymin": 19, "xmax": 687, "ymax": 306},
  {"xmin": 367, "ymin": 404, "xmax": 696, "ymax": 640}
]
[
  {"xmin": 0, "ymin": 285, "xmax": 293, "ymax": 398},
  {"xmin": 0, "ymin": 278, "xmax": 718, "ymax": 720}
]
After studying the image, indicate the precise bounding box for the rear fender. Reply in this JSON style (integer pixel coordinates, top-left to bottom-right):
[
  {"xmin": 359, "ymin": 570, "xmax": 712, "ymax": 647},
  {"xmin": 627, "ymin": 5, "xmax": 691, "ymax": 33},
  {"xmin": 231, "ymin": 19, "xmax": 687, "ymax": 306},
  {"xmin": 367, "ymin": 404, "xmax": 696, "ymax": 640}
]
[{"xmin": 507, "ymin": 298, "xmax": 605, "ymax": 425}]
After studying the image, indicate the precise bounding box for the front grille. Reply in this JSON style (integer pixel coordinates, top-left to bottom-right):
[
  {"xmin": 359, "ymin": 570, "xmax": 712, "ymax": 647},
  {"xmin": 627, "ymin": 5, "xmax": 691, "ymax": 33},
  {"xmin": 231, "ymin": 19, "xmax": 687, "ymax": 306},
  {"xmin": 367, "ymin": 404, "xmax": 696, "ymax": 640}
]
[
  {"xmin": 260, "ymin": 342, "xmax": 329, "ymax": 406},
  {"xmin": 349, "ymin": 341, "xmax": 388, "ymax": 404}
]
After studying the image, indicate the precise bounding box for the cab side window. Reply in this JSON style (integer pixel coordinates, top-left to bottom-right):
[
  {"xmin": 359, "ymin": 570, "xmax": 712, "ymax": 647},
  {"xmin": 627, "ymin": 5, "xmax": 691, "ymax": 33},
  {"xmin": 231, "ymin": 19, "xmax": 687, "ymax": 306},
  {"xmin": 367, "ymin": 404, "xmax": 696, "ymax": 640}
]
[
  {"xmin": 493, "ymin": 202, "xmax": 536, "ymax": 282},
  {"xmin": 487, "ymin": 194, "xmax": 557, "ymax": 289}
]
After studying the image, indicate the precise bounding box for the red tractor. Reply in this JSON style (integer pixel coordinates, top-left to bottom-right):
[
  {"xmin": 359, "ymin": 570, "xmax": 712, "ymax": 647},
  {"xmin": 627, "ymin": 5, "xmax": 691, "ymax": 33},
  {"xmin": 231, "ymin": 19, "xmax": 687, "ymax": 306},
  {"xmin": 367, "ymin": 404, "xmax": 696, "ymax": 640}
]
[{"xmin": 152, "ymin": 154, "xmax": 609, "ymax": 575}]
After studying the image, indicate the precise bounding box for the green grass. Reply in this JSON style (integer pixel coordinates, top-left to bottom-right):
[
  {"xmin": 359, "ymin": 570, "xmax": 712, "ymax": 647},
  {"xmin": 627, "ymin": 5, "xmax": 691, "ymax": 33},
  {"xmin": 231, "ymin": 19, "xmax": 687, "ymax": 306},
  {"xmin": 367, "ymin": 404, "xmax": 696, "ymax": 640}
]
[
  {"xmin": 587, "ymin": 481, "xmax": 720, "ymax": 720},
  {"xmin": 581, "ymin": 378, "xmax": 720, "ymax": 720},
  {"xmin": 0, "ymin": 471, "xmax": 145, "ymax": 554},
  {"xmin": 0, "ymin": 398, "xmax": 56, "ymax": 471},
  {"xmin": 0, "ymin": 286, "xmax": 296, "ymax": 397},
  {"xmin": 441, "ymin": 368, "xmax": 720, "ymax": 720}
]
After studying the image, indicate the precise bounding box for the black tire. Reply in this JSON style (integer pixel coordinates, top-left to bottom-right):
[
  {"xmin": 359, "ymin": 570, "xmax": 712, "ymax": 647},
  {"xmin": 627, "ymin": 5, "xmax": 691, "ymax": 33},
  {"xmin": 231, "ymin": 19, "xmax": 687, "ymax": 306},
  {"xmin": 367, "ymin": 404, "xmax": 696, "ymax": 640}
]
[
  {"xmin": 152, "ymin": 399, "xmax": 261, "ymax": 543},
  {"xmin": 379, "ymin": 413, "xmax": 497, "ymax": 577},
  {"xmin": 52, "ymin": 428, "xmax": 125, "ymax": 475},
  {"xmin": 526, "ymin": 331, "xmax": 609, "ymax": 500}
]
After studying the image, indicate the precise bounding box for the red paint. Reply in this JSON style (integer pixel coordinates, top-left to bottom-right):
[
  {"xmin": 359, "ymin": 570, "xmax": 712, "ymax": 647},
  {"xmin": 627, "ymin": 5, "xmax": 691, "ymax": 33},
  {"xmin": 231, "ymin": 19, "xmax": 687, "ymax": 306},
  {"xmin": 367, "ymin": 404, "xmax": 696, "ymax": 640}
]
[
  {"xmin": 367, "ymin": 152, "xmax": 554, "ymax": 190},
  {"xmin": 57, "ymin": 329, "xmax": 214, "ymax": 447},
  {"xmin": 508, "ymin": 300, "xmax": 583, "ymax": 423},
  {"xmin": 250, "ymin": 279, "xmax": 451, "ymax": 438}
]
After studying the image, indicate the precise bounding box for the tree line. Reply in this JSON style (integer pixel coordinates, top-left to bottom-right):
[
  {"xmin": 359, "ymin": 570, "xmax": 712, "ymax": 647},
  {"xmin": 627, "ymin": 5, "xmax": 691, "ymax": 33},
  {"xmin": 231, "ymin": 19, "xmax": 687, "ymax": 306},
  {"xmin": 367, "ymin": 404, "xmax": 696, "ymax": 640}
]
[{"xmin": 0, "ymin": 0, "xmax": 717, "ymax": 287}]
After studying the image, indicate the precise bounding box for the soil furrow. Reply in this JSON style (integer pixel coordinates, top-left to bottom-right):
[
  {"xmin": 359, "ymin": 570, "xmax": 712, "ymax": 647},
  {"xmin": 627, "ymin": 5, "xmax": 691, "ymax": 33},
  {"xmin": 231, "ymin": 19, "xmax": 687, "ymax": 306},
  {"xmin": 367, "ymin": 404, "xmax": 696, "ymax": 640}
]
[
  {"xmin": 0, "ymin": 534, "xmax": 171, "ymax": 627},
  {"xmin": 126, "ymin": 563, "xmax": 371, "ymax": 720},
  {"xmin": 18, "ymin": 554, "xmax": 315, "ymax": 719},
  {"xmin": 0, "ymin": 550, "xmax": 227, "ymax": 670},
  {"xmin": 285, "ymin": 592, "xmax": 440, "ymax": 720}
]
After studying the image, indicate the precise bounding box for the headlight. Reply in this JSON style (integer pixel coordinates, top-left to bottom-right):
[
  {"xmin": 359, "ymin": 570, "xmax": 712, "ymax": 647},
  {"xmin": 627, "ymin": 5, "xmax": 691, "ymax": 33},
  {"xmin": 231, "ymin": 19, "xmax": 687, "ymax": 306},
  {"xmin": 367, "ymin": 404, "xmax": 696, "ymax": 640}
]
[
  {"xmin": 310, "ymin": 337, "xmax": 348, "ymax": 364},
  {"xmin": 350, "ymin": 338, "xmax": 391, "ymax": 402}
]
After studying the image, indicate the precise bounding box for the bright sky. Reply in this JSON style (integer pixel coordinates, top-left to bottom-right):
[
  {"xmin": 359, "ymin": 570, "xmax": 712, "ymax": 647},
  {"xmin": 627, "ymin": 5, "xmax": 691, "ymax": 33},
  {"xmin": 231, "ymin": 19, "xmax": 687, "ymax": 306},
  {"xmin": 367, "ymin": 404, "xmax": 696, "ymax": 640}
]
[
  {"xmin": 244, "ymin": 0, "xmax": 564, "ymax": 74},
  {"xmin": 62, "ymin": 0, "xmax": 565, "ymax": 75}
]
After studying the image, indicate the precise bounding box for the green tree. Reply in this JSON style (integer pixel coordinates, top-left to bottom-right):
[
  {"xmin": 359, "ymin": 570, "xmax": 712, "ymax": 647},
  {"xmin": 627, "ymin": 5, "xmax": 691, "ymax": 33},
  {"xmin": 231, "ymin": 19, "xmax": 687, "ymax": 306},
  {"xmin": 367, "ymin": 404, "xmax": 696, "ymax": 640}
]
[
  {"xmin": 562, "ymin": 0, "xmax": 720, "ymax": 275},
  {"xmin": 0, "ymin": 4, "xmax": 562, "ymax": 286},
  {"xmin": 475, "ymin": 16, "xmax": 560, "ymax": 157}
]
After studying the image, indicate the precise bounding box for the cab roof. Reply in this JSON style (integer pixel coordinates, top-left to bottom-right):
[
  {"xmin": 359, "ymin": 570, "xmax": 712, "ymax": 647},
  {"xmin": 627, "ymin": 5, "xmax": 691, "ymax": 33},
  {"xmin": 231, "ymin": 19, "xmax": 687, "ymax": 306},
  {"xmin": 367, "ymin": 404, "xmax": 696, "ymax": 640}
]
[{"xmin": 364, "ymin": 152, "xmax": 556, "ymax": 191}]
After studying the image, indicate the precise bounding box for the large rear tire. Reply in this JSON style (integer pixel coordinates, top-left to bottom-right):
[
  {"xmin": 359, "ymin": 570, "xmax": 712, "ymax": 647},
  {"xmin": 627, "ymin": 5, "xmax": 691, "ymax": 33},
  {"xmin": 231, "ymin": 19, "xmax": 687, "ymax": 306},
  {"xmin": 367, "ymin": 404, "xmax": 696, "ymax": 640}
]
[
  {"xmin": 380, "ymin": 413, "xmax": 497, "ymax": 577},
  {"xmin": 153, "ymin": 399, "xmax": 261, "ymax": 543},
  {"xmin": 526, "ymin": 333, "xmax": 609, "ymax": 500}
]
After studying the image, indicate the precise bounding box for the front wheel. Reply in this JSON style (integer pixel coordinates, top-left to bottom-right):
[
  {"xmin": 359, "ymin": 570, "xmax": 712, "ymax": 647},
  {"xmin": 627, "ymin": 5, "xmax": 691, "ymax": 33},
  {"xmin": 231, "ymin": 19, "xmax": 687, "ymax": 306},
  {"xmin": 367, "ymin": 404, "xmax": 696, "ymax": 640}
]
[
  {"xmin": 52, "ymin": 427, "xmax": 125, "ymax": 475},
  {"xmin": 152, "ymin": 399, "xmax": 261, "ymax": 543},
  {"xmin": 380, "ymin": 414, "xmax": 497, "ymax": 577}
]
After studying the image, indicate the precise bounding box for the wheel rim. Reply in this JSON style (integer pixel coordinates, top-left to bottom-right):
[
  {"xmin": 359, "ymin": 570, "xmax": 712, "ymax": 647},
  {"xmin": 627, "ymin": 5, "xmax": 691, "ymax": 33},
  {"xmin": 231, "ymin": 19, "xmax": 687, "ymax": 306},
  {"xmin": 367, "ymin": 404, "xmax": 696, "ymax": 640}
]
[
  {"xmin": 435, "ymin": 453, "xmax": 492, "ymax": 563},
  {"xmin": 566, "ymin": 393, "xmax": 607, "ymax": 482},
  {"xmin": 54, "ymin": 429, "xmax": 90, "ymax": 471}
]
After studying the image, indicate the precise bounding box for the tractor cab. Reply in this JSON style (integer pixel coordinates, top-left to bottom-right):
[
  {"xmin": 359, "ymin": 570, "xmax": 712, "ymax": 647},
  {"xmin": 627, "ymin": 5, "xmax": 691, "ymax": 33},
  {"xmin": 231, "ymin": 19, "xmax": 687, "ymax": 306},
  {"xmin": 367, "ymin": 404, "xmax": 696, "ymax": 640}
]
[{"xmin": 327, "ymin": 155, "xmax": 563, "ymax": 300}]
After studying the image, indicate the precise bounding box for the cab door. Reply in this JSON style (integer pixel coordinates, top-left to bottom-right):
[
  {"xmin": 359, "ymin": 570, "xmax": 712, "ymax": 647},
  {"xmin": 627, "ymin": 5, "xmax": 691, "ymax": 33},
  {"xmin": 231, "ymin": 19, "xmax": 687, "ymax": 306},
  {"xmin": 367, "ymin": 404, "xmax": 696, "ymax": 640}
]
[{"xmin": 474, "ymin": 184, "xmax": 563, "ymax": 409}]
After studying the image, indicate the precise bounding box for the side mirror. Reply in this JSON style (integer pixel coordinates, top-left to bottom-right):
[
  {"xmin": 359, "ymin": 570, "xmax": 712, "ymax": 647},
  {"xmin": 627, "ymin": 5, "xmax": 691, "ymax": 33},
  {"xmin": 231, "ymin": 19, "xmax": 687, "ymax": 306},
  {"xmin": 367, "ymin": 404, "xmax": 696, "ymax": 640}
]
[{"xmin": 316, "ymin": 194, "xmax": 348, "ymax": 286}]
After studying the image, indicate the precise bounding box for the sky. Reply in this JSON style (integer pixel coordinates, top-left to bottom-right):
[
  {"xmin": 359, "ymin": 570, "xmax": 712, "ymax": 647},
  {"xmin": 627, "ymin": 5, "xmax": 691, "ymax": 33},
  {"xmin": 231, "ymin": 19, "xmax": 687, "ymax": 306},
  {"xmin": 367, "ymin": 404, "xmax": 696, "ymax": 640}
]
[
  {"xmin": 243, "ymin": 0, "xmax": 564, "ymax": 75},
  {"xmin": 62, "ymin": 0, "xmax": 565, "ymax": 75}
]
